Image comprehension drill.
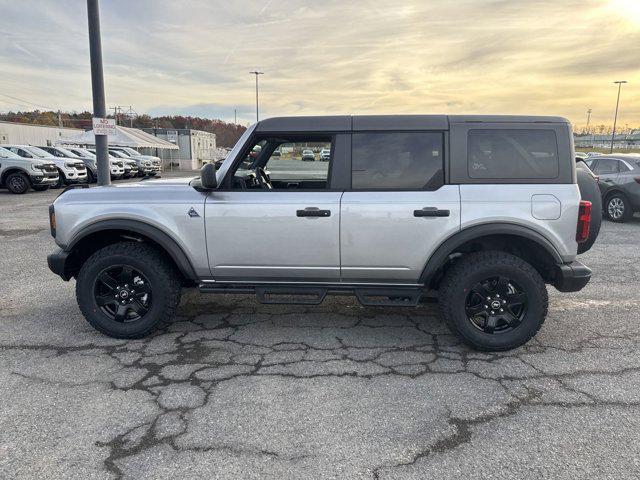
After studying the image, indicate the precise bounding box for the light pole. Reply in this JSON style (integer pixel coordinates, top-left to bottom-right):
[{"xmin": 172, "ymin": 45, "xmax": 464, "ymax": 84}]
[
  {"xmin": 610, "ymin": 80, "xmax": 627, "ymax": 153},
  {"xmin": 585, "ymin": 108, "xmax": 592, "ymax": 134},
  {"xmin": 249, "ymin": 71, "xmax": 264, "ymax": 122},
  {"xmin": 87, "ymin": 0, "xmax": 110, "ymax": 186}
]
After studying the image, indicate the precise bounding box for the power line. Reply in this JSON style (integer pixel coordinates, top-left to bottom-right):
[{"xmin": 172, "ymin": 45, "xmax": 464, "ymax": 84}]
[{"xmin": 0, "ymin": 93, "xmax": 54, "ymax": 110}]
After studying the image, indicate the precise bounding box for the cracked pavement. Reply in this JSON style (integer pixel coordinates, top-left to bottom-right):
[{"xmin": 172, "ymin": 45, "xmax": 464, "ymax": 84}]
[{"xmin": 1, "ymin": 186, "xmax": 640, "ymax": 479}]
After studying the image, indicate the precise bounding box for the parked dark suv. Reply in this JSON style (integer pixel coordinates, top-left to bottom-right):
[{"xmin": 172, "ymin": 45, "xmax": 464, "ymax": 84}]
[{"xmin": 586, "ymin": 154, "xmax": 640, "ymax": 222}]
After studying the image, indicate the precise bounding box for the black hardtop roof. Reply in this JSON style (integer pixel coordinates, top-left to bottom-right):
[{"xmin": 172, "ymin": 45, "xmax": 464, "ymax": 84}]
[{"xmin": 255, "ymin": 115, "xmax": 570, "ymax": 133}]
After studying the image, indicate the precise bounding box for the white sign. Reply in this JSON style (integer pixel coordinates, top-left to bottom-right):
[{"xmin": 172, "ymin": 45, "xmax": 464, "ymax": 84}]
[{"xmin": 92, "ymin": 117, "xmax": 116, "ymax": 136}]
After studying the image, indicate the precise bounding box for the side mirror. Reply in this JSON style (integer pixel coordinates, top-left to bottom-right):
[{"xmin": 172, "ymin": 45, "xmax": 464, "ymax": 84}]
[{"xmin": 200, "ymin": 163, "xmax": 218, "ymax": 190}]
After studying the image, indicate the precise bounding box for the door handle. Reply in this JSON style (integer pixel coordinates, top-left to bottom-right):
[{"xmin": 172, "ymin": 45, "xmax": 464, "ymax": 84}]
[
  {"xmin": 297, "ymin": 207, "xmax": 331, "ymax": 217},
  {"xmin": 414, "ymin": 207, "xmax": 450, "ymax": 217}
]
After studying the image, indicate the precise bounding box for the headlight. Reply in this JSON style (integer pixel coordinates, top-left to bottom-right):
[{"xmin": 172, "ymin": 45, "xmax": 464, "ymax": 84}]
[
  {"xmin": 144, "ymin": 161, "xmax": 152, "ymax": 166},
  {"xmin": 31, "ymin": 164, "xmax": 44, "ymax": 172},
  {"xmin": 64, "ymin": 162, "xmax": 76, "ymax": 168}
]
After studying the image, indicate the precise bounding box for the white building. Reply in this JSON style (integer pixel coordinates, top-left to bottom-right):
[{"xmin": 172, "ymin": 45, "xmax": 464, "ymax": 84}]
[
  {"xmin": 142, "ymin": 128, "xmax": 217, "ymax": 169},
  {"xmin": 0, "ymin": 121, "xmax": 83, "ymax": 146}
]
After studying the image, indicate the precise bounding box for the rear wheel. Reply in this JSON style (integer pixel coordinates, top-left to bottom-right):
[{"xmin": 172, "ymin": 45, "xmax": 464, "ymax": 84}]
[
  {"xmin": 605, "ymin": 192, "xmax": 633, "ymax": 223},
  {"xmin": 439, "ymin": 251, "xmax": 548, "ymax": 351},
  {"xmin": 76, "ymin": 241, "xmax": 182, "ymax": 338},
  {"xmin": 6, "ymin": 172, "xmax": 30, "ymax": 194}
]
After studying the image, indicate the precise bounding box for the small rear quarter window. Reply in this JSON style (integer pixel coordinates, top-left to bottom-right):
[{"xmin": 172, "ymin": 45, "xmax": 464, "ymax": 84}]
[{"xmin": 467, "ymin": 129, "xmax": 559, "ymax": 179}]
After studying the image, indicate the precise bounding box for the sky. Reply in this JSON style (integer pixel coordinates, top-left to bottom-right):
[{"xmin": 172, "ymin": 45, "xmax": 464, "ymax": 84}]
[{"xmin": 0, "ymin": 0, "xmax": 639, "ymax": 128}]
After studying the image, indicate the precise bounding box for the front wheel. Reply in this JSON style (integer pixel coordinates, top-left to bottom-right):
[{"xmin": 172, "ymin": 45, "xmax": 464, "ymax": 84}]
[
  {"xmin": 53, "ymin": 170, "xmax": 65, "ymax": 189},
  {"xmin": 76, "ymin": 241, "xmax": 182, "ymax": 338},
  {"xmin": 439, "ymin": 251, "xmax": 548, "ymax": 351},
  {"xmin": 605, "ymin": 193, "xmax": 633, "ymax": 223},
  {"xmin": 6, "ymin": 172, "xmax": 30, "ymax": 194}
]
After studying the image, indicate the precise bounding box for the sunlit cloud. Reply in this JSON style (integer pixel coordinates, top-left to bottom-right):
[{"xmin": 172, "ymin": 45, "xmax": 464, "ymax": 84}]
[{"xmin": 0, "ymin": 0, "xmax": 638, "ymax": 128}]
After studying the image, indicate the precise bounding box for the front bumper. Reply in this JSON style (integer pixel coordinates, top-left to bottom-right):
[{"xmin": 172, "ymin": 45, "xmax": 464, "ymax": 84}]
[
  {"xmin": 47, "ymin": 248, "xmax": 72, "ymax": 281},
  {"xmin": 554, "ymin": 260, "xmax": 591, "ymax": 292},
  {"xmin": 30, "ymin": 174, "xmax": 59, "ymax": 186}
]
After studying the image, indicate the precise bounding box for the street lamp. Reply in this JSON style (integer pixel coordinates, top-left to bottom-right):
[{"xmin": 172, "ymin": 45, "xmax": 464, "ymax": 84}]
[
  {"xmin": 610, "ymin": 80, "xmax": 627, "ymax": 153},
  {"xmin": 585, "ymin": 108, "xmax": 592, "ymax": 134},
  {"xmin": 249, "ymin": 71, "xmax": 264, "ymax": 122}
]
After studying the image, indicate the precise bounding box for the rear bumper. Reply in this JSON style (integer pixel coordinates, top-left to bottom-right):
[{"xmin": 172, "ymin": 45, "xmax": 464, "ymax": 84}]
[
  {"xmin": 554, "ymin": 260, "xmax": 591, "ymax": 292},
  {"xmin": 47, "ymin": 249, "xmax": 72, "ymax": 281}
]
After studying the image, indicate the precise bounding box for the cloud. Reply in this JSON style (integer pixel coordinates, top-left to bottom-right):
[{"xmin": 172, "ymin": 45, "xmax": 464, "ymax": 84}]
[{"xmin": 0, "ymin": 0, "xmax": 638, "ymax": 127}]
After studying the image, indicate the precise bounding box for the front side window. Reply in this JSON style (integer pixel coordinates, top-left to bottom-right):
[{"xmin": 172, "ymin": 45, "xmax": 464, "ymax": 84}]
[
  {"xmin": 230, "ymin": 137, "xmax": 332, "ymax": 190},
  {"xmin": 351, "ymin": 132, "xmax": 444, "ymax": 190},
  {"xmin": 467, "ymin": 129, "xmax": 559, "ymax": 179}
]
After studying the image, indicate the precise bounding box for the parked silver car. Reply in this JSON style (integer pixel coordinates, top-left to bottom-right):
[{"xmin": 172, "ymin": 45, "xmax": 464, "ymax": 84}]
[{"xmin": 47, "ymin": 115, "xmax": 598, "ymax": 351}]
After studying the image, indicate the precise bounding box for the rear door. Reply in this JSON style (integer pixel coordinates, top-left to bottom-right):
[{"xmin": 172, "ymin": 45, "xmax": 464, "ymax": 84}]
[
  {"xmin": 340, "ymin": 131, "xmax": 461, "ymax": 283},
  {"xmin": 591, "ymin": 158, "xmax": 620, "ymax": 196}
]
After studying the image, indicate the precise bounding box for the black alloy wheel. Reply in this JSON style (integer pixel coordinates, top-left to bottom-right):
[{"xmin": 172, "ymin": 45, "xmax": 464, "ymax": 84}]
[
  {"xmin": 94, "ymin": 265, "xmax": 152, "ymax": 322},
  {"xmin": 465, "ymin": 276, "xmax": 527, "ymax": 334}
]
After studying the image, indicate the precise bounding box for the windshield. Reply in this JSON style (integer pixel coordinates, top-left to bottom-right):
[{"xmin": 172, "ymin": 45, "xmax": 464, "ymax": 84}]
[
  {"xmin": 122, "ymin": 147, "xmax": 141, "ymax": 156},
  {"xmin": 55, "ymin": 147, "xmax": 80, "ymax": 158},
  {"xmin": 215, "ymin": 124, "xmax": 256, "ymax": 182},
  {"xmin": 0, "ymin": 146, "xmax": 21, "ymax": 159},
  {"xmin": 25, "ymin": 146, "xmax": 52, "ymax": 158}
]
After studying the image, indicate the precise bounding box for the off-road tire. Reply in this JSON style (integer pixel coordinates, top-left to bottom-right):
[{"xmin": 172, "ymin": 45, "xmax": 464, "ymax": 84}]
[
  {"xmin": 76, "ymin": 241, "xmax": 182, "ymax": 338},
  {"xmin": 439, "ymin": 251, "xmax": 548, "ymax": 351},
  {"xmin": 576, "ymin": 166, "xmax": 602, "ymax": 253},
  {"xmin": 604, "ymin": 192, "xmax": 633, "ymax": 223},
  {"xmin": 6, "ymin": 172, "xmax": 30, "ymax": 194}
]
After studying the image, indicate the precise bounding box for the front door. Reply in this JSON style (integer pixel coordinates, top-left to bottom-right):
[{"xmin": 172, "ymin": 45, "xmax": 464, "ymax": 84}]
[{"xmin": 205, "ymin": 136, "xmax": 341, "ymax": 282}]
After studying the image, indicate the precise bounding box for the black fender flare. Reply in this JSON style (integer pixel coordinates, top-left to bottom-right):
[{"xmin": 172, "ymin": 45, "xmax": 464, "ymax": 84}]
[
  {"xmin": 1, "ymin": 167, "xmax": 31, "ymax": 185},
  {"xmin": 66, "ymin": 219, "xmax": 198, "ymax": 281},
  {"xmin": 419, "ymin": 223, "xmax": 563, "ymax": 286}
]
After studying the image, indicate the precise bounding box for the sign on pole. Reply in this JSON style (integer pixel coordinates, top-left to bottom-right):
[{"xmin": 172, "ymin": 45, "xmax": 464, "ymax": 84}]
[{"xmin": 92, "ymin": 117, "xmax": 116, "ymax": 136}]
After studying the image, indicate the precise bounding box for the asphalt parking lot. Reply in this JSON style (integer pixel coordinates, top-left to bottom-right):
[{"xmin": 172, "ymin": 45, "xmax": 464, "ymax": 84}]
[{"xmin": 1, "ymin": 181, "xmax": 640, "ymax": 479}]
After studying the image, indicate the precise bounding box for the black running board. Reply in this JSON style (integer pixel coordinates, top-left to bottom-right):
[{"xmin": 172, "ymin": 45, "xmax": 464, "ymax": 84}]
[
  {"xmin": 255, "ymin": 287, "xmax": 327, "ymax": 305},
  {"xmin": 354, "ymin": 288, "xmax": 422, "ymax": 306},
  {"xmin": 198, "ymin": 283, "xmax": 426, "ymax": 307}
]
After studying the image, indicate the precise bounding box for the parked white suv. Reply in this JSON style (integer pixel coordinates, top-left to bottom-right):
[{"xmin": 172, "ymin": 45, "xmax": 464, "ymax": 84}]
[
  {"xmin": 3, "ymin": 145, "xmax": 87, "ymax": 188},
  {"xmin": 47, "ymin": 115, "xmax": 598, "ymax": 351},
  {"xmin": 0, "ymin": 146, "xmax": 59, "ymax": 193}
]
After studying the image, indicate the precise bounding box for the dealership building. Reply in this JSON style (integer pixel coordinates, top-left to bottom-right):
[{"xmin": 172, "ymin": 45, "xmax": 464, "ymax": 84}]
[{"xmin": 142, "ymin": 128, "xmax": 218, "ymax": 169}]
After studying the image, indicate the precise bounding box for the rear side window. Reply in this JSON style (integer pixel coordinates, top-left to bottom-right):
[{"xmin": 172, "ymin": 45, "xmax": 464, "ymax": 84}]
[
  {"xmin": 351, "ymin": 132, "xmax": 444, "ymax": 190},
  {"xmin": 467, "ymin": 129, "xmax": 559, "ymax": 179},
  {"xmin": 592, "ymin": 158, "xmax": 619, "ymax": 174}
]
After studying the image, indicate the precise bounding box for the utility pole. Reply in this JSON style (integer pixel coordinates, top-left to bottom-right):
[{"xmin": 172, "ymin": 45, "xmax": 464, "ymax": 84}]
[
  {"xmin": 585, "ymin": 108, "xmax": 592, "ymax": 134},
  {"xmin": 249, "ymin": 71, "xmax": 264, "ymax": 122},
  {"xmin": 87, "ymin": 0, "xmax": 110, "ymax": 186},
  {"xmin": 610, "ymin": 80, "xmax": 627, "ymax": 153},
  {"xmin": 234, "ymin": 108, "xmax": 237, "ymax": 124}
]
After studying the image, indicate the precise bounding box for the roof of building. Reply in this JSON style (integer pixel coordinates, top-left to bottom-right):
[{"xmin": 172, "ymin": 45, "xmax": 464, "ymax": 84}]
[{"xmin": 57, "ymin": 125, "xmax": 178, "ymax": 149}]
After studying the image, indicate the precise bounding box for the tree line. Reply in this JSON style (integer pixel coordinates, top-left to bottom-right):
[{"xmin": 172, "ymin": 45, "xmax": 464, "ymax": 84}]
[{"xmin": 0, "ymin": 110, "xmax": 247, "ymax": 147}]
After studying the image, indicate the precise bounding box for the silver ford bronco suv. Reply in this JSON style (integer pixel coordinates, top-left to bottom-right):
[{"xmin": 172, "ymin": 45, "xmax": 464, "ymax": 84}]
[{"xmin": 47, "ymin": 115, "xmax": 598, "ymax": 351}]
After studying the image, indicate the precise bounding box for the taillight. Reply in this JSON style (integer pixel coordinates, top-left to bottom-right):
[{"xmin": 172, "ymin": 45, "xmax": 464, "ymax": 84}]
[
  {"xmin": 576, "ymin": 200, "xmax": 591, "ymax": 243},
  {"xmin": 49, "ymin": 204, "xmax": 56, "ymax": 238}
]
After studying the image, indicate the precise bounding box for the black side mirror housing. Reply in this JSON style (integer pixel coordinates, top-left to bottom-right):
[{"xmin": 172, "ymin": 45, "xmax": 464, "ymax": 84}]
[{"xmin": 200, "ymin": 163, "xmax": 218, "ymax": 190}]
